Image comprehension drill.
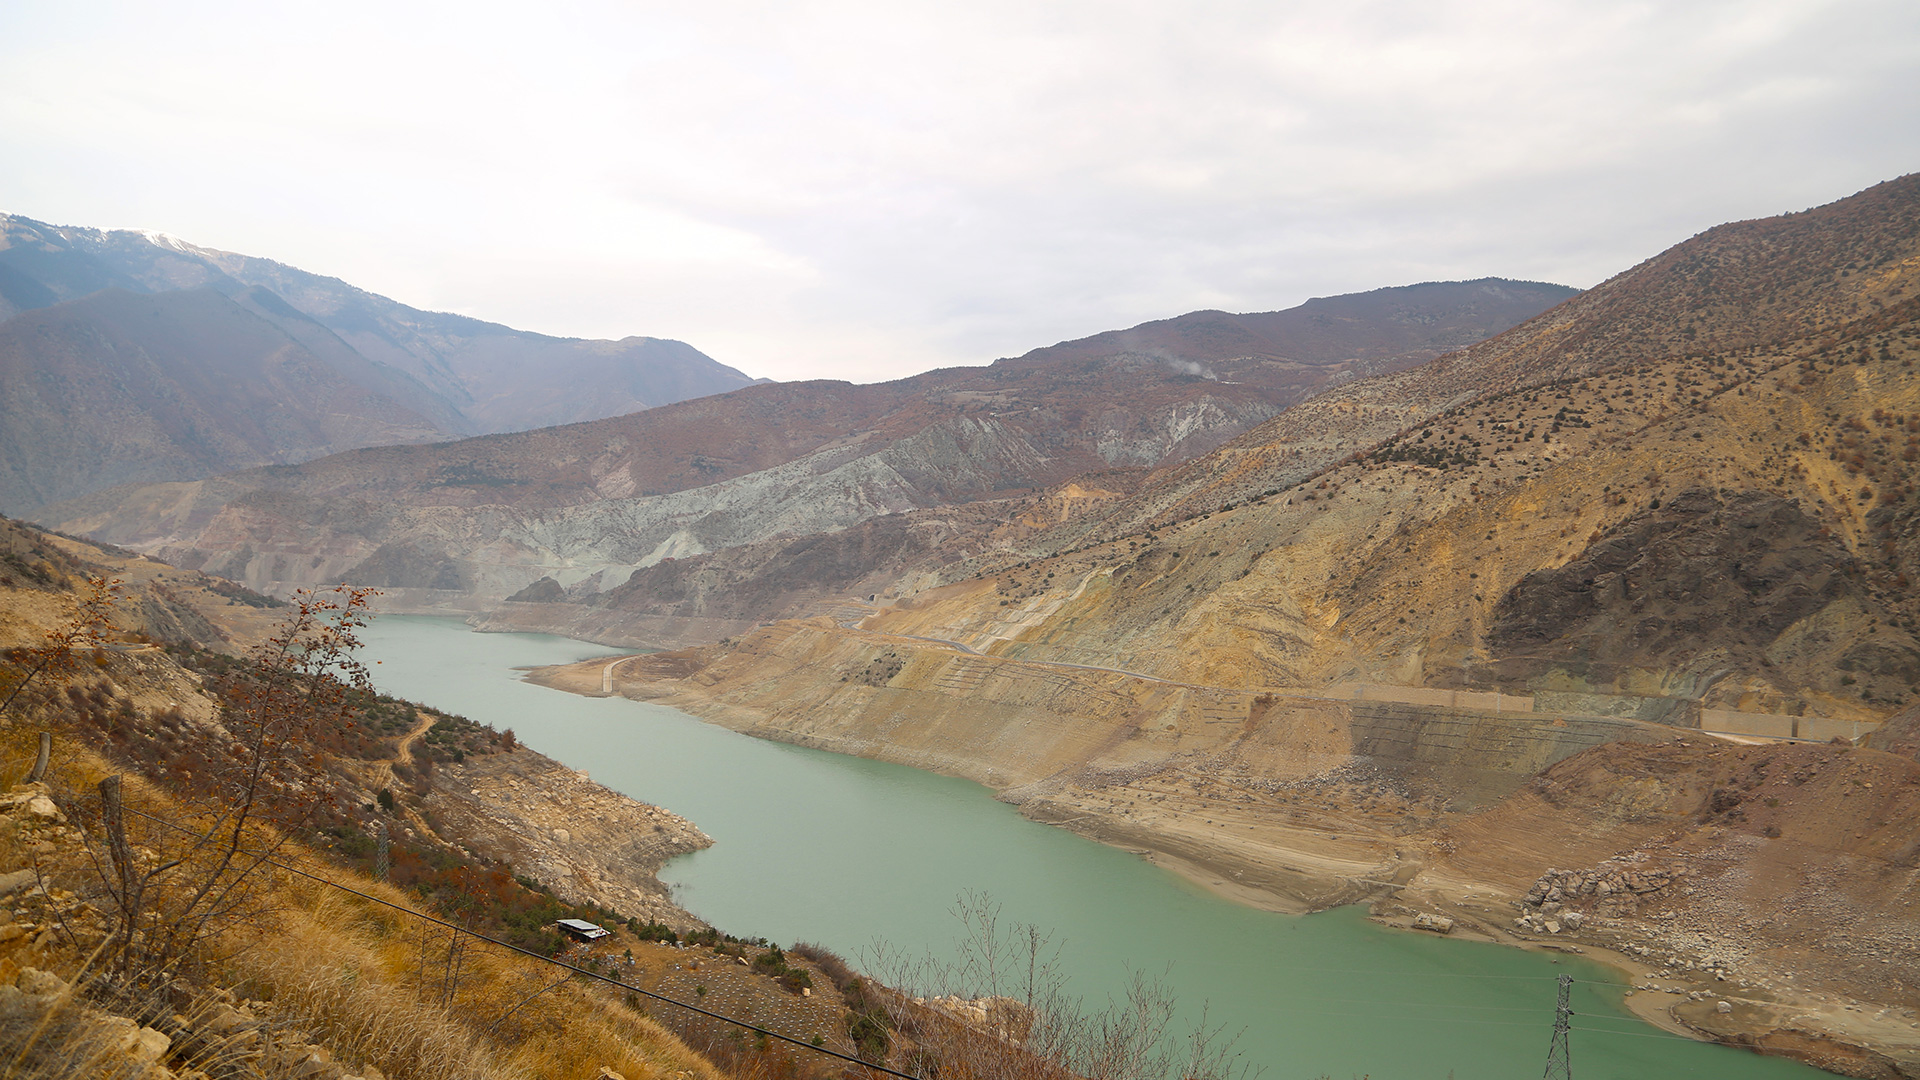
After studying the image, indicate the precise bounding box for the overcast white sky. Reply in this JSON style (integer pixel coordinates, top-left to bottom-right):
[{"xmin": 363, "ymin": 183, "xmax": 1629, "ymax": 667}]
[{"xmin": 2, "ymin": 1, "xmax": 1916, "ymax": 383}]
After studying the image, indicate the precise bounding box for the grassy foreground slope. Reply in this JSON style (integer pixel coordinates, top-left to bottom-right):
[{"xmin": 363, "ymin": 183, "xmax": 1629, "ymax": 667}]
[{"xmin": 0, "ymin": 524, "xmax": 734, "ymax": 1079}]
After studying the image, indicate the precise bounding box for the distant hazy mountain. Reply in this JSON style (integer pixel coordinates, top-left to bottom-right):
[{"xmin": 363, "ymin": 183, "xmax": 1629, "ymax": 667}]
[
  {"xmin": 1001, "ymin": 278, "xmax": 1580, "ymax": 383},
  {"xmin": 0, "ymin": 287, "xmax": 455, "ymax": 513},
  {"xmin": 0, "ymin": 212, "xmax": 757, "ymax": 510}
]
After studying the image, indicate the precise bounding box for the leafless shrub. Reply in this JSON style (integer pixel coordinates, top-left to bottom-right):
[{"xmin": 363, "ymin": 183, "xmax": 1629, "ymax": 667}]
[
  {"xmin": 790, "ymin": 941, "xmax": 858, "ymax": 991},
  {"xmin": 864, "ymin": 892, "xmax": 1256, "ymax": 1080},
  {"xmin": 68, "ymin": 586, "xmax": 377, "ymax": 989},
  {"xmin": 0, "ymin": 575, "xmax": 121, "ymax": 720}
]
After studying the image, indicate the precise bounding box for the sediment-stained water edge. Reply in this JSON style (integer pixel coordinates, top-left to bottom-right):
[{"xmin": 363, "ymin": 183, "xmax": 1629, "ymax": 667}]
[{"xmin": 360, "ymin": 616, "xmax": 1823, "ymax": 1080}]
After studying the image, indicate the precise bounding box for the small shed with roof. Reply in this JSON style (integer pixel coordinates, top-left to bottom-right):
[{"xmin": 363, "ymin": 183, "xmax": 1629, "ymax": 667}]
[{"xmin": 557, "ymin": 918, "xmax": 611, "ymax": 941}]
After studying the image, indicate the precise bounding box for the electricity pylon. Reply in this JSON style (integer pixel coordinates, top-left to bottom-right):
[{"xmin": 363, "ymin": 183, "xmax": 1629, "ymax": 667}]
[{"xmin": 1543, "ymin": 973, "xmax": 1573, "ymax": 1080}]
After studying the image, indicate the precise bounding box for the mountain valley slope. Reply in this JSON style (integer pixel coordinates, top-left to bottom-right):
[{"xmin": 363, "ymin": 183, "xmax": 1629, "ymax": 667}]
[
  {"xmin": 488, "ymin": 183, "xmax": 1920, "ymax": 655},
  {"xmin": 18, "ymin": 164, "xmax": 1920, "ymax": 1076},
  {"xmin": 536, "ymin": 174, "xmax": 1920, "ymax": 1075},
  {"xmin": 41, "ymin": 280, "xmax": 1575, "ymax": 623},
  {"xmin": 0, "ymin": 516, "xmax": 938, "ymax": 1080},
  {"xmin": 0, "ymin": 287, "xmax": 452, "ymax": 513}
]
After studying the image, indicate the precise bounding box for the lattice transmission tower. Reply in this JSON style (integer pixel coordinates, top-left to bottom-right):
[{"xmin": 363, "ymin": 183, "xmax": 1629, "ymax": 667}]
[{"xmin": 1542, "ymin": 973, "xmax": 1574, "ymax": 1080}]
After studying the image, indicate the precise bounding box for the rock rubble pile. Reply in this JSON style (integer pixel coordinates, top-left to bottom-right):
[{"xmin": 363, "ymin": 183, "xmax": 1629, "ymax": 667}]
[{"xmin": 1515, "ymin": 861, "xmax": 1681, "ymax": 933}]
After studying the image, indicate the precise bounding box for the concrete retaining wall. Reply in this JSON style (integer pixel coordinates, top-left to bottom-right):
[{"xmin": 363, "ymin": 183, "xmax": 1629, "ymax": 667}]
[
  {"xmin": 1697, "ymin": 709, "xmax": 1881, "ymax": 743},
  {"xmin": 1325, "ymin": 683, "xmax": 1537, "ymax": 713}
]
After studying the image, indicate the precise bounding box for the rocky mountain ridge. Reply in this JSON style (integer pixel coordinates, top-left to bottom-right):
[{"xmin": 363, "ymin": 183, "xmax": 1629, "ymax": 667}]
[
  {"xmin": 1024, "ymin": 172, "xmax": 1920, "ymax": 543},
  {"xmin": 491, "ymin": 177, "xmax": 1920, "ymax": 661},
  {"xmin": 40, "ymin": 280, "xmax": 1576, "ymax": 616}
]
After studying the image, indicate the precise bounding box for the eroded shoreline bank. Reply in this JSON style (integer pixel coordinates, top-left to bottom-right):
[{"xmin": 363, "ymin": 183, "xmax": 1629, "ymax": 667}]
[{"xmin": 523, "ymin": 645, "xmax": 1920, "ymax": 1079}]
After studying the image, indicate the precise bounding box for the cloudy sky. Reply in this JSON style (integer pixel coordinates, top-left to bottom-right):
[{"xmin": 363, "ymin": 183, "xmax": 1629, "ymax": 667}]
[{"xmin": 2, "ymin": 1, "xmax": 1916, "ymax": 383}]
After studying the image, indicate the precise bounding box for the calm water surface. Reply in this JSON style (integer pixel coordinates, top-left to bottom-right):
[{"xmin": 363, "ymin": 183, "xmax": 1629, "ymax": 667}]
[{"xmin": 360, "ymin": 616, "xmax": 1821, "ymax": 1080}]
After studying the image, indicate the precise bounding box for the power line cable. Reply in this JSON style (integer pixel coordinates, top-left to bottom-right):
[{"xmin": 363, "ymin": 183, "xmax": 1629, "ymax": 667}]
[
  {"xmin": 1570, "ymin": 1026, "xmax": 1703, "ymax": 1043},
  {"xmin": 1268, "ymin": 964, "xmax": 1636, "ymax": 988},
  {"xmin": 1238, "ymin": 991, "xmax": 1603, "ymax": 1014},
  {"xmin": 117, "ymin": 804, "xmax": 924, "ymax": 1080}
]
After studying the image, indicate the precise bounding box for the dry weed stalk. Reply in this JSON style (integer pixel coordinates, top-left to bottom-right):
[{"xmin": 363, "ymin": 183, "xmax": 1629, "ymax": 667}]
[
  {"xmin": 864, "ymin": 893, "xmax": 1254, "ymax": 1080},
  {"xmin": 218, "ymin": 878, "xmax": 724, "ymax": 1080},
  {"xmin": 216, "ymin": 885, "xmax": 509, "ymax": 1080}
]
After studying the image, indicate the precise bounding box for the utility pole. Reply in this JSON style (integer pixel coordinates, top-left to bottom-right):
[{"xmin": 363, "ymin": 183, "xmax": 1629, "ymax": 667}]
[{"xmin": 1543, "ymin": 973, "xmax": 1573, "ymax": 1080}]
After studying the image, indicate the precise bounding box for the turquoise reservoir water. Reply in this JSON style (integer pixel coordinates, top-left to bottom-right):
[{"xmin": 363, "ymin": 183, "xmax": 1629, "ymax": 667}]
[{"xmin": 360, "ymin": 616, "xmax": 1822, "ymax": 1080}]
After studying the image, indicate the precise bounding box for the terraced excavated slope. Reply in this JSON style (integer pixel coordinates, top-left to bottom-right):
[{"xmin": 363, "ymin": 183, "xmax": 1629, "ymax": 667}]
[
  {"xmin": 41, "ymin": 280, "xmax": 1574, "ymax": 619},
  {"xmin": 564, "ymin": 174, "xmax": 1920, "ymax": 1075}
]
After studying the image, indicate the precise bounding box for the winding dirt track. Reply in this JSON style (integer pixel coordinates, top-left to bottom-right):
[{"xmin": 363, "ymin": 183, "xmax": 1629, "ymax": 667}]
[
  {"xmin": 363, "ymin": 712, "xmax": 435, "ymax": 790},
  {"xmin": 393, "ymin": 712, "xmax": 433, "ymax": 766}
]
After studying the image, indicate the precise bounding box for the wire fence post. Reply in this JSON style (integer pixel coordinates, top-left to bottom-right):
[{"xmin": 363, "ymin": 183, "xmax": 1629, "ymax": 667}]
[{"xmin": 27, "ymin": 730, "xmax": 51, "ymax": 782}]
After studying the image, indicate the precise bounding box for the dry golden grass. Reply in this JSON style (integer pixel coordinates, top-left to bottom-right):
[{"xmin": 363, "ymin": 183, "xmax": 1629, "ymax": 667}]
[
  {"xmin": 217, "ymin": 881, "xmax": 729, "ymax": 1080},
  {"xmin": 0, "ymin": 714, "xmax": 728, "ymax": 1080}
]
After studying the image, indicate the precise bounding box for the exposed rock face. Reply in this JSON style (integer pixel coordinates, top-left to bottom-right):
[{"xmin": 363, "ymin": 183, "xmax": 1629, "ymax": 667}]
[
  {"xmin": 1865, "ymin": 702, "xmax": 1920, "ymax": 759},
  {"xmin": 45, "ymin": 382, "xmax": 1278, "ymax": 608},
  {"xmin": 426, "ymin": 750, "xmax": 711, "ymax": 931},
  {"xmin": 1487, "ymin": 489, "xmax": 1920, "ymax": 694},
  {"xmin": 516, "ymin": 503, "xmax": 1025, "ymax": 638},
  {"xmin": 1520, "ymin": 863, "xmax": 1678, "ymax": 916},
  {"xmin": 341, "ymin": 542, "xmax": 470, "ymax": 591},
  {"xmin": 505, "ymin": 576, "xmax": 567, "ymax": 604}
]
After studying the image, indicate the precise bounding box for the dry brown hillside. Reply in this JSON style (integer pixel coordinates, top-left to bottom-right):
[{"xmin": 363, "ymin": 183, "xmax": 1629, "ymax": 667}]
[
  {"xmin": 1036, "ymin": 171, "xmax": 1920, "ymax": 538},
  {"xmin": 2, "ymin": 518, "xmax": 1187, "ymax": 1080},
  {"xmin": 571, "ymin": 174, "xmax": 1920, "ymax": 1076},
  {"xmin": 841, "ymin": 174, "xmax": 1920, "ymax": 717},
  {"xmin": 0, "ymin": 525, "xmax": 745, "ymax": 1080},
  {"xmin": 540, "ymin": 178, "xmax": 1920, "ymax": 655}
]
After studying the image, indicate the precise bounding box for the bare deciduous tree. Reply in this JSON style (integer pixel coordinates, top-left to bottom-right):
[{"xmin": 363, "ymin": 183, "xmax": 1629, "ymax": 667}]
[
  {"xmin": 0, "ymin": 575, "xmax": 122, "ymax": 720},
  {"xmin": 80, "ymin": 585, "xmax": 376, "ymax": 988}
]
